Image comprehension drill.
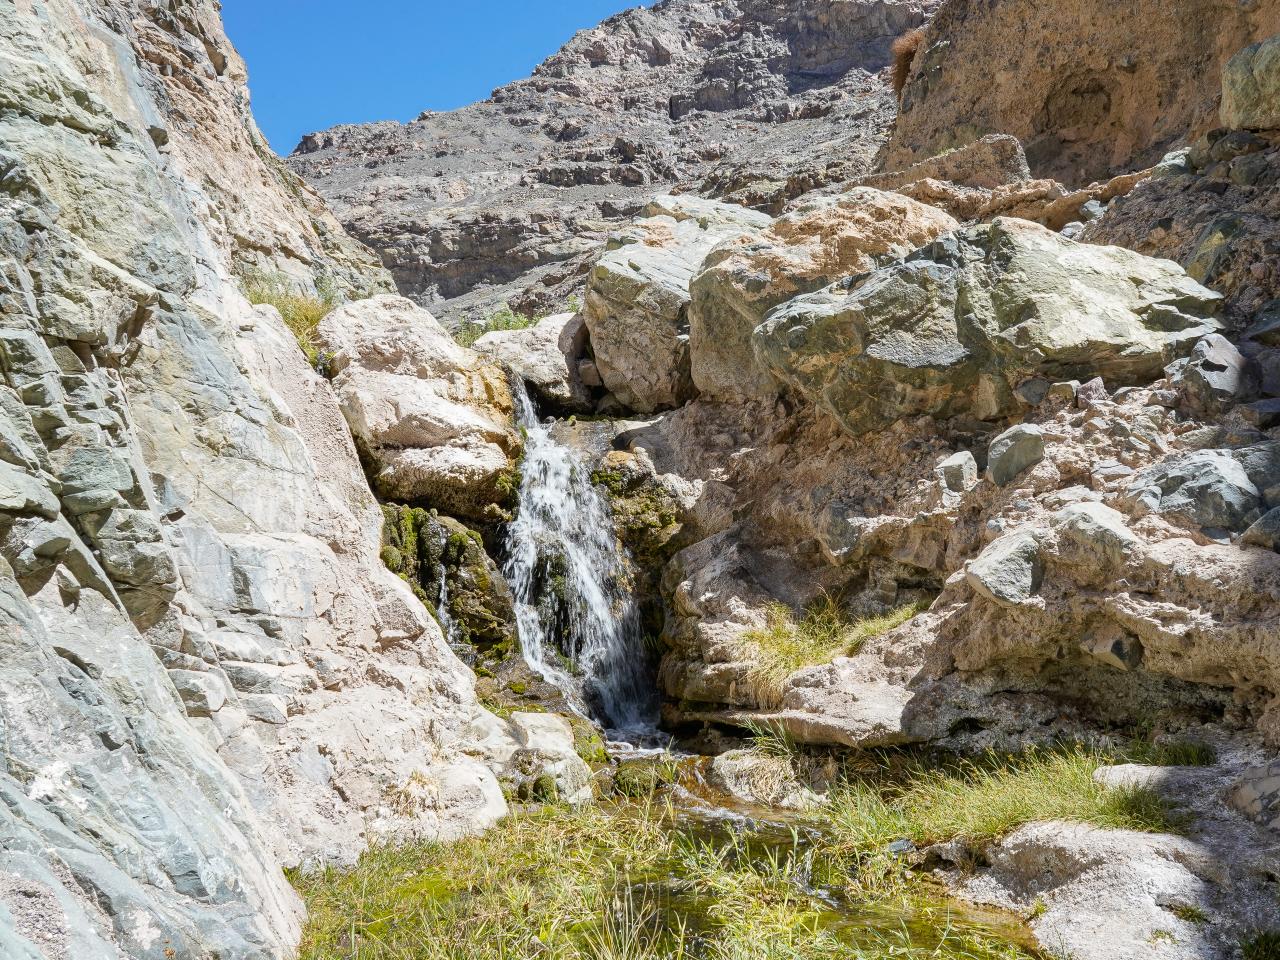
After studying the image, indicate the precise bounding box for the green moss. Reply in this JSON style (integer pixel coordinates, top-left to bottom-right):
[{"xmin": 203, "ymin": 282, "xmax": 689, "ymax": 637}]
[
  {"xmin": 379, "ymin": 545, "xmax": 404, "ymax": 573},
  {"xmin": 612, "ymin": 758, "xmax": 677, "ymax": 799}
]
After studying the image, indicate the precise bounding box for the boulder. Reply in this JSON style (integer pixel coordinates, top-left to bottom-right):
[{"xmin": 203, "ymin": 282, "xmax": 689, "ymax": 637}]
[
  {"xmin": 986, "ymin": 424, "xmax": 1045, "ymax": 487},
  {"xmin": 1126, "ymin": 450, "xmax": 1263, "ymax": 534},
  {"xmin": 1168, "ymin": 333, "xmax": 1256, "ymax": 413},
  {"xmin": 936, "ymin": 450, "xmax": 979, "ymax": 494},
  {"xmin": 1242, "ymin": 507, "xmax": 1280, "ymax": 551},
  {"xmin": 584, "ymin": 199, "xmax": 766, "ymax": 412},
  {"xmin": 754, "ymin": 219, "xmax": 1222, "ymax": 437},
  {"xmin": 1222, "ymin": 35, "xmax": 1280, "ymax": 131},
  {"xmin": 473, "ymin": 311, "xmax": 591, "ymax": 412},
  {"xmin": 965, "ymin": 530, "xmax": 1044, "ymax": 607},
  {"xmin": 688, "ymin": 188, "xmax": 957, "ymax": 401},
  {"xmin": 318, "ymin": 296, "xmax": 521, "ymax": 520}
]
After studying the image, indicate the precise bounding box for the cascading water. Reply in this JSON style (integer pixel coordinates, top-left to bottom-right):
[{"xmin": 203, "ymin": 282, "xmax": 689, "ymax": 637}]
[{"xmin": 502, "ymin": 380, "xmax": 658, "ymax": 734}]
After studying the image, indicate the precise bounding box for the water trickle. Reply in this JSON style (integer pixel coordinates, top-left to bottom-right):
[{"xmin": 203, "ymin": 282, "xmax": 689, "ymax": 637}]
[
  {"xmin": 503, "ymin": 380, "xmax": 658, "ymax": 735},
  {"xmin": 431, "ymin": 527, "xmax": 462, "ymax": 649}
]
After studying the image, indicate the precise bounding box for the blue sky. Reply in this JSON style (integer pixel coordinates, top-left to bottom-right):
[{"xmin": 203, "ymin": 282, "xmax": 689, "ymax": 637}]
[{"xmin": 223, "ymin": 1, "xmax": 644, "ymax": 154}]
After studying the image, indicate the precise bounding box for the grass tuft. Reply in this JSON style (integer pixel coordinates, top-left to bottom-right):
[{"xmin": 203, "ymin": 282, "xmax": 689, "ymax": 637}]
[
  {"xmin": 824, "ymin": 746, "xmax": 1177, "ymax": 893},
  {"xmin": 891, "ymin": 28, "xmax": 926, "ymax": 99},
  {"xmin": 454, "ymin": 304, "xmax": 537, "ymax": 348},
  {"xmin": 1123, "ymin": 738, "xmax": 1217, "ymax": 768},
  {"xmin": 741, "ymin": 596, "xmax": 926, "ymax": 707},
  {"xmin": 1244, "ymin": 931, "xmax": 1280, "ymax": 960},
  {"xmin": 242, "ymin": 270, "xmax": 337, "ymax": 366}
]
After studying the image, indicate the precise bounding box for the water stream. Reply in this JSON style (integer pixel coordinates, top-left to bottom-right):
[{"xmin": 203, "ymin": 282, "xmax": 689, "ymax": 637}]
[{"xmin": 502, "ymin": 380, "xmax": 658, "ymax": 735}]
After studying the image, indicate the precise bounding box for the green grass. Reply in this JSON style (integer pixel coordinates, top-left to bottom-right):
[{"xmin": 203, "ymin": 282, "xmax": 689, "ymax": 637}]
[
  {"xmin": 824, "ymin": 747, "xmax": 1177, "ymax": 893},
  {"xmin": 741, "ymin": 597, "xmax": 927, "ymax": 706},
  {"xmin": 454, "ymin": 304, "xmax": 538, "ymax": 348},
  {"xmin": 242, "ymin": 270, "xmax": 338, "ymax": 365},
  {"xmin": 1122, "ymin": 738, "xmax": 1216, "ymax": 768},
  {"xmin": 1243, "ymin": 931, "xmax": 1280, "ymax": 960},
  {"xmin": 292, "ymin": 798, "xmax": 1040, "ymax": 960}
]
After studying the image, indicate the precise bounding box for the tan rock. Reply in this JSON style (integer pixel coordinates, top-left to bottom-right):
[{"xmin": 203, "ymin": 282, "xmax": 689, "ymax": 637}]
[
  {"xmin": 689, "ymin": 188, "xmax": 958, "ymax": 401},
  {"xmin": 886, "ymin": 0, "xmax": 1280, "ymax": 184},
  {"xmin": 318, "ymin": 295, "xmax": 520, "ymax": 520}
]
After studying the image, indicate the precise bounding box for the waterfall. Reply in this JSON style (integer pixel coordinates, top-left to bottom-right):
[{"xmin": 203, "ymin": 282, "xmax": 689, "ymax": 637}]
[{"xmin": 502, "ymin": 381, "xmax": 657, "ymax": 734}]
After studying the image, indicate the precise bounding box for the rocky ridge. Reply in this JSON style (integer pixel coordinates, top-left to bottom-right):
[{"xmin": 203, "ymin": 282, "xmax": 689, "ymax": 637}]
[{"xmin": 286, "ymin": 0, "xmax": 940, "ymax": 324}]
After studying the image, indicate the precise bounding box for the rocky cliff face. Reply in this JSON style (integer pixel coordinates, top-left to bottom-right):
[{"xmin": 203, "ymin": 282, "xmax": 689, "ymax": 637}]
[
  {"xmin": 886, "ymin": 0, "xmax": 1280, "ymax": 185},
  {"xmin": 286, "ymin": 0, "xmax": 939, "ymax": 324},
  {"xmin": 0, "ymin": 2, "xmax": 510, "ymax": 956}
]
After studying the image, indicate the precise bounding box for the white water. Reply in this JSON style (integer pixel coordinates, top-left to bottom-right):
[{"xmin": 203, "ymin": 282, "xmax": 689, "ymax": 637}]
[{"xmin": 503, "ymin": 382, "xmax": 657, "ymax": 734}]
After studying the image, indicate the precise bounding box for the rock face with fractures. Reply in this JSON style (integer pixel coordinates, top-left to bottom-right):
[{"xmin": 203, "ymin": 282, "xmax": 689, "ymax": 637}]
[
  {"xmin": 689, "ymin": 187, "xmax": 959, "ymax": 401},
  {"xmin": 886, "ymin": 0, "xmax": 1280, "ymax": 184},
  {"xmin": 754, "ymin": 218, "xmax": 1223, "ymax": 436},
  {"xmin": 0, "ymin": 2, "xmax": 509, "ymax": 956},
  {"xmin": 286, "ymin": 0, "xmax": 941, "ymax": 324},
  {"xmin": 318, "ymin": 295, "xmax": 521, "ymax": 521}
]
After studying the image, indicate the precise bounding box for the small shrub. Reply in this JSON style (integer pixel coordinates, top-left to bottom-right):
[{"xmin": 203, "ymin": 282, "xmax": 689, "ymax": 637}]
[
  {"xmin": 891, "ymin": 28, "xmax": 925, "ymax": 99},
  {"xmin": 741, "ymin": 596, "xmax": 926, "ymax": 706},
  {"xmin": 1169, "ymin": 903, "xmax": 1209, "ymax": 925},
  {"xmin": 241, "ymin": 270, "xmax": 337, "ymax": 365},
  {"xmin": 454, "ymin": 303, "xmax": 536, "ymax": 348}
]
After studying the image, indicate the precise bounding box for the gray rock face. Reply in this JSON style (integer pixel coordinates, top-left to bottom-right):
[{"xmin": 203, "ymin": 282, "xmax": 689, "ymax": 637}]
[
  {"xmin": 986, "ymin": 424, "xmax": 1045, "ymax": 487},
  {"xmin": 0, "ymin": 2, "xmax": 507, "ymax": 956},
  {"xmin": 754, "ymin": 218, "xmax": 1222, "ymax": 437},
  {"xmin": 1126, "ymin": 450, "xmax": 1264, "ymax": 534},
  {"xmin": 1222, "ymin": 34, "xmax": 1280, "ymax": 130},
  {"xmin": 1169, "ymin": 334, "xmax": 1256, "ymax": 414},
  {"xmin": 287, "ymin": 0, "xmax": 940, "ymax": 324},
  {"xmin": 583, "ymin": 199, "xmax": 767, "ymax": 411}
]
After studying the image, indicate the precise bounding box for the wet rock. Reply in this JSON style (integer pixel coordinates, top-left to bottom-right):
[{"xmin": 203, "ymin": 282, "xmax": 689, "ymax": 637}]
[
  {"xmin": 987, "ymin": 424, "xmax": 1045, "ymax": 487},
  {"xmin": 754, "ymin": 219, "xmax": 1221, "ymax": 438},
  {"xmin": 707, "ymin": 749, "xmax": 823, "ymax": 810},
  {"xmin": 1221, "ymin": 34, "xmax": 1280, "ymax": 131},
  {"xmin": 474, "ymin": 312, "xmax": 592, "ymax": 412}
]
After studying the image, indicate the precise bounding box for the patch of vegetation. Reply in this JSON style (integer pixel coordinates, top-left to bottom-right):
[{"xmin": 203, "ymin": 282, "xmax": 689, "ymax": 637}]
[
  {"xmin": 891, "ymin": 28, "xmax": 925, "ymax": 99},
  {"xmin": 824, "ymin": 746, "xmax": 1177, "ymax": 893},
  {"xmin": 1123, "ymin": 737, "xmax": 1217, "ymax": 768},
  {"xmin": 1243, "ymin": 931, "xmax": 1280, "ymax": 960},
  {"xmin": 454, "ymin": 304, "xmax": 537, "ymax": 348},
  {"xmin": 292, "ymin": 801, "xmax": 1038, "ymax": 960},
  {"xmin": 742, "ymin": 596, "xmax": 927, "ymax": 706},
  {"xmin": 1169, "ymin": 903, "xmax": 1209, "ymax": 925},
  {"xmin": 241, "ymin": 269, "xmax": 338, "ymax": 365}
]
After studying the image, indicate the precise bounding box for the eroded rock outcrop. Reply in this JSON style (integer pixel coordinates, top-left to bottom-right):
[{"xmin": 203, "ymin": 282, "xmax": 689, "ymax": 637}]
[
  {"xmin": 318, "ymin": 296, "xmax": 521, "ymax": 520},
  {"xmin": 0, "ymin": 3, "xmax": 510, "ymax": 956},
  {"xmin": 755, "ymin": 218, "xmax": 1222, "ymax": 436},
  {"xmin": 886, "ymin": 0, "xmax": 1280, "ymax": 184}
]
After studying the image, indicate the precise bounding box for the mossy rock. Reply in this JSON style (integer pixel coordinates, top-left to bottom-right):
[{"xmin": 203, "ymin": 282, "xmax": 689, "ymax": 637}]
[
  {"xmin": 612, "ymin": 758, "xmax": 675, "ymax": 799},
  {"xmin": 518, "ymin": 773, "xmax": 560, "ymax": 804}
]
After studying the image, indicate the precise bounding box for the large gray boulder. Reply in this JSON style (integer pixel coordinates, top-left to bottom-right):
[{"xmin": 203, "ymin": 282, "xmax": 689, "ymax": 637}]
[
  {"xmin": 1222, "ymin": 35, "xmax": 1280, "ymax": 130},
  {"xmin": 583, "ymin": 197, "xmax": 768, "ymax": 412},
  {"xmin": 688, "ymin": 188, "xmax": 957, "ymax": 401},
  {"xmin": 754, "ymin": 218, "xmax": 1223, "ymax": 437},
  {"xmin": 473, "ymin": 311, "xmax": 592, "ymax": 412},
  {"xmin": 1126, "ymin": 450, "xmax": 1264, "ymax": 534}
]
